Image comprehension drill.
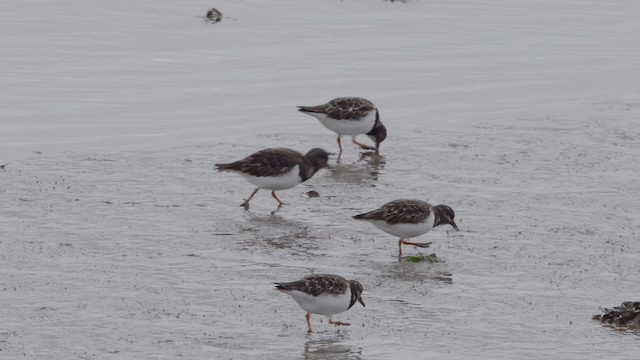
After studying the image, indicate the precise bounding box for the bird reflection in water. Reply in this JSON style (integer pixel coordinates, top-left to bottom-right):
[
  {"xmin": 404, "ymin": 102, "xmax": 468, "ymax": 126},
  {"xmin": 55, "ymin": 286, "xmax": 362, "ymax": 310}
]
[
  {"xmin": 358, "ymin": 151, "xmax": 385, "ymax": 181},
  {"xmin": 382, "ymin": 259, "xmax": 453, "ymax": 284},
  {"xmin": 238, "ymin": 213, "xmax": 320, "ymax": 255},
  {"xmin": 303, "ymin": 332, "xmax": 362, "ymax": 360},
  {"xmin": 330, "ymin": 152, "xmax": 385, "ymax": 184}
]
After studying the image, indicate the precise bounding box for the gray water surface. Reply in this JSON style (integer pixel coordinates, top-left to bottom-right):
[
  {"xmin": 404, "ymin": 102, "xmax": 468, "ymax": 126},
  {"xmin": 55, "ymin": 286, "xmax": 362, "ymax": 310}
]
[{"xmin": 2, "ymin": 0, "xmax": 640, "ymax": 359}]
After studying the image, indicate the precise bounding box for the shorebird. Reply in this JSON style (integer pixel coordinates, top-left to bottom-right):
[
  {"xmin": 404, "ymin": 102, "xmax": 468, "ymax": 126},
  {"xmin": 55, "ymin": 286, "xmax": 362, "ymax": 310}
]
[
  {"xmin": 298, "ymin": 97, "xmax": 387, "ymax": 156},
  {"xmin": 353, "ymin": 199, "xmax": 459, "ymax": 256},
  {"xmin": 215, "ymin": 148, "xmax": 329, "ymax": 208},
  {"xmin": 275, "ymin": 274, "xmax": 365, "ymax": 333}
]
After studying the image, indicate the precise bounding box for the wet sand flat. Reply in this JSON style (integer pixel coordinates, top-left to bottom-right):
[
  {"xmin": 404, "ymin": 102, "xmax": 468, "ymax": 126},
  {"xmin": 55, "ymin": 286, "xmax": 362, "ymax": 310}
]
[
  {"xmin": 2, "ymin": 0, "xmax": 640, "ymax": 359},
  {"xmin": 2, "ymin": 107, "xmax": 640, "ymax": 358}
]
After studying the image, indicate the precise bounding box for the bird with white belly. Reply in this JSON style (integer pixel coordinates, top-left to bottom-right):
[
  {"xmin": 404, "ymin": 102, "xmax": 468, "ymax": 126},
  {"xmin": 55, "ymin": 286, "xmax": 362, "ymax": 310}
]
[
  {"xmin": 275, "ymin": 274, "xmax": 365, "ymax": 333},
  {"xmin": 353, "ymin": 199, "xmax": 459, "ymax": 256},
  {"xmin": 298, "ymin": 97, "xmax": 387, "ymax": 156},
  {"xmin": 215, "ymin": 148, "xmax": 330, "ymax": 208}
]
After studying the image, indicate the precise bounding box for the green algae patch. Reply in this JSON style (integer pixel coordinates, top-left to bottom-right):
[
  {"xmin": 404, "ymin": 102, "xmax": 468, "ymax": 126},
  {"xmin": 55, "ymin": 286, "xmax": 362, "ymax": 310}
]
[{"xmin": 406, "ymin": 253, "xmax": 440, "ymax": 263}]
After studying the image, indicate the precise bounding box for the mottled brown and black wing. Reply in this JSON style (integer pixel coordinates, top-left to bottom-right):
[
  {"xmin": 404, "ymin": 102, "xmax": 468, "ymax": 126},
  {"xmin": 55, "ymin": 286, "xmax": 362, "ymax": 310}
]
[
  {"xmin": 298, "ymin": 97, "xmax": 376, "ymax": 121},
  {"xmin": 353, "ymin": 199, "xmax": 432, "ymax": 225},
  {"xmin": 215, "ymin": 148, "xmax": 303, "ymax": 177},
  {"xmin": 275, "ymin": 274, "xmax": 348, "ymax": 296}
]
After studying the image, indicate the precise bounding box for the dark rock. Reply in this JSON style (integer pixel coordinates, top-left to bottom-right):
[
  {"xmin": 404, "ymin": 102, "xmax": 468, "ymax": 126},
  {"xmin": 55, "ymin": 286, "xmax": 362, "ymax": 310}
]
[
  {"xmin": 594, "ymin": 302, "xmax": 640, "ymax": 330},
  {"xmin": 206, "ymin": 8, "xmax": 223, "ymax": 23}
]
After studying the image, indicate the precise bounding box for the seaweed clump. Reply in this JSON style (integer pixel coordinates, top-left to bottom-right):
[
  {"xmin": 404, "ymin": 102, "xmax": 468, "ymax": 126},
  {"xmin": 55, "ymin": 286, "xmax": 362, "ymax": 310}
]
[
  {"xmin": 593, "ymin": 302, "xmax": 640, "ymax": 331},
  {"xmin": 406, "ymin": 253, "xmax": 440, "ymax": 263}
]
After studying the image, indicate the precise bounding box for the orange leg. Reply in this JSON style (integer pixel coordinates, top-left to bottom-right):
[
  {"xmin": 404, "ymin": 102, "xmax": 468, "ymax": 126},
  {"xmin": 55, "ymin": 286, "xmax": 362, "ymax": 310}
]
[
  {"xmin": 306, "ymin": 312, "xmax": 312, "ymax": 333},
  {"xmin": 271, "ymin": 191, "xmax": 285, "ymax": 207},
  {"xmin": 241, "ymin": 188, "xmax": 259, "ymax": 208},
  {"xmin": 403, "ymin": 240, "xmax": 432, "ymax": 249},
  {"xmin": 398, "ymin": 238, "xmax": 432, "ymax": 257},
  {"xmin": 329, "ymin": 319, "xmax": 351, "ymax": 326},
  {"xmin": 352, "ymin": 137, "xmax": 375, "ymax": 151}
]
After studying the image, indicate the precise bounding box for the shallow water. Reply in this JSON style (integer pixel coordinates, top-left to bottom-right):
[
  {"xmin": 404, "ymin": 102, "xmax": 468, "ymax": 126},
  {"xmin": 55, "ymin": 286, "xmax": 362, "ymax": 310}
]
[{"xmin": 2, "ymin": 0, "xmax": 640, "ymax": 359}]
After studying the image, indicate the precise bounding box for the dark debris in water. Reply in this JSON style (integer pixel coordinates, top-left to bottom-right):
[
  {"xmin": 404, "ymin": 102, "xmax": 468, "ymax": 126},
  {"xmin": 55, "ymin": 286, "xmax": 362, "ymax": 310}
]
[
  {"xmin": 206, "ymin": 7, "xmax": 223, "ymax": 23},
  {"xmin": 307, "ymin": 190, "xmax": 320, "ymax": 198},
  {"xmin": 593, "ymin": 301, "xmax": 640, "ymax": 331},
  {"xmin": 406, "ymin": 253, "xmax": 441, "ymax": 263}
]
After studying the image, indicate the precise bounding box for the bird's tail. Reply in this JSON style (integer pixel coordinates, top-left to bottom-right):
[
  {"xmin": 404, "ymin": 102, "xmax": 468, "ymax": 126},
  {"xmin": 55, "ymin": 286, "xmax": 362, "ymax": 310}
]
[
  {"xmin": 352, "ymin": 212, "xmax": 375, "ymax": 220},
  {"xmin": 274, "ymin": 282, "xmax": 292, "ymax": 292},
  {"xmin": 214, "ymin": 162, "xmax": 238, "ymax": 172},
  {"xmin": 297, "ymin": 105, "xmax": 323, "ymax": 114}
]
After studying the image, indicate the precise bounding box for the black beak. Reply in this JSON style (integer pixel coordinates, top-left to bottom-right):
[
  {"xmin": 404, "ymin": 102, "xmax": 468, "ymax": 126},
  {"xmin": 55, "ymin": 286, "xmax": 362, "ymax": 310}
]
[
  {"xmin": 358, "ymin": 297, "xmax": 366, "ymax": 307},
  {"xmin": 450, "ymin": 220, "xmax": 459, "ymax": 231}
]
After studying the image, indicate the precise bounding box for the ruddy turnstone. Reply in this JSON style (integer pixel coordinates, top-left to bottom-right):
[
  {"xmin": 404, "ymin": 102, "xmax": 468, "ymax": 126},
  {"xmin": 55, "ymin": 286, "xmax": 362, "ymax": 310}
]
[
  {"xmin": 353, "ymin": 199, "xmax": 459, "ymax": 256},
  {"xmin": 215, "ymin": 148, "xmax": 329, "ymax": 208},
  {"xmin": 275, "ymin": 274, "xmax": 365, "ymax": 333},
  {"xmin": 297, "ymin": 97, "xmax": 387, "ymax": 155}
]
